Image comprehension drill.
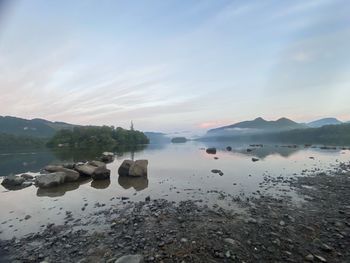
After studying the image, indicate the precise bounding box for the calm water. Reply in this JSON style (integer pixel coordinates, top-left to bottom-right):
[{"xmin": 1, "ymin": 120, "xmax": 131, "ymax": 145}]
[{"xmin": 0, "ymin": 141, "xmax": 349, "ymax": 239}]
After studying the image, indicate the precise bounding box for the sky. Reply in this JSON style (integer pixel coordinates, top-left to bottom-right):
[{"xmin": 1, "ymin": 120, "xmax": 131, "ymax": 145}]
[{"xmin": 0, "ymin": 0, "xmax": 349, "ymax": 134}]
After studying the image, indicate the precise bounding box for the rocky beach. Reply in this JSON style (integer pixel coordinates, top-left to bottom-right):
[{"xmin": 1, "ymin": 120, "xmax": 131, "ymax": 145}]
[{"xmin": 1, "ymin": 146, "xmax": 349, "ymax": 263}]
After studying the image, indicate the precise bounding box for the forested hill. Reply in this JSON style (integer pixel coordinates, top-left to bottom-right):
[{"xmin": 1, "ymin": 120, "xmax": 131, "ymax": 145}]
[
  {"xmin": 47, "ymin": 126, "xmax": 149, "ymax": 148},
  {"xmin": 0, "ymin": 116, "xmax": 75, "ymax": 138}
]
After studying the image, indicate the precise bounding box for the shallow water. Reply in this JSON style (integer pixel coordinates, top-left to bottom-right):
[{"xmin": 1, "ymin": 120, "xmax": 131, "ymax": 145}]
[{"xmin": 0, "ymin": 141, "xmax": 349, "ymax": 239}]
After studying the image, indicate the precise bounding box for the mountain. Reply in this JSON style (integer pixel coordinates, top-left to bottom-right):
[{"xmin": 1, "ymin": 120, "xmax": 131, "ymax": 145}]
[
  {"xmin": 0, "ymin": 116, "xmax": 76, "ymax": 138},
  {"xmin": 207, "ymin": 117, "xmax": 306, "ymax": 136},
  {"xmin": 307, "ymin": 118, "xmax": 343, "ymax": 128}
]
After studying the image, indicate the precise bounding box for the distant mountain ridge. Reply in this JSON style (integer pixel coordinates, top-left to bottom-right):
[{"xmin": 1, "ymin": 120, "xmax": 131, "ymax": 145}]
[
  {"xmin": 0, "ymin": 116, "xmax": 76, "ymax": 138},
  {"xmin": 208, "ymin": 117, "xmax": 306, "ymax": 135},
  {"xmin": 307, "ymin": 118, "xmax": 342, "ymax": 128}
]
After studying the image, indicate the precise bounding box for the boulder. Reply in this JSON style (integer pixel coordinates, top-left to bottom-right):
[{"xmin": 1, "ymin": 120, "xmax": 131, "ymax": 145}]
[
  {"xmin": 20, "ymin": 173, "xmax": 34, "ymax": 180},
  {"xmin": 129, "ymin": 160, "xmax": 148, "ymax": 177},
  {"xmin": 91, "ymin": 166, "xmax": 110, "ymax": 180},
  {"xmin": 1, "ymin": 175, "xmax": 25, "ymax": 186},
  {"xmin": 45, "ymin": 165, "xmax": 80, "ymax": 182},
  {"xmin": 35, "ymin": 172, "xmax": 66, "ymax": 188},
  {"xmin": 118, "ymin": 160, "xmax": 134, "ymax": 176},
  {"xmin": 101, "ymin": 152, "xmax": 114, "ymax": 163},
  {"xmin": 252, "ymin": 158, "xmax": 259, "ymax": 162},
  {"xmin": 206, "ymin": 148, "xmax": 217, "ymax": 154},
  {"xmin": 89, "ymin": 160, "xmax": 106, "ymax": 168},
  {"xmin": 75, "ymin": 164, "xmax": 98, "ymax": 177},
  {"xmin": 226, "ymin": 146, "xmax": 232, "ymax": 151},
  {"xmin": 115, "ymin": 254, "xmax": 144, "ymax": 263}
]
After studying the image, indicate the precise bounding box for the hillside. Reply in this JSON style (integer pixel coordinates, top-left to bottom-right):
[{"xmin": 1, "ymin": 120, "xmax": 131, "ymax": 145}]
[
  {"xmin": 307, "ymin": 118, "xmax": 342, "ymax": 128},
  {"xmin": 208, "ymin": 117, "xmax": 306, "ymax": 135},
  {"xmin": 0, "ymin": 116, "xmax": 76, "ymax": 138}
]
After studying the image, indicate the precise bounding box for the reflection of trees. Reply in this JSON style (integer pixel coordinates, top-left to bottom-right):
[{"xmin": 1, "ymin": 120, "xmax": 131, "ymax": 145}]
[
  {"xmin": 203, "ymin": 142, "xmax": 303, "ymax": 159},
  {"xmin": 118, "ymin": 176, "xmax": 148, "ymax": 191},
  {"xmin": 51, "ymin": 144, "xmax": 147, "ymax": 162},
  {"xmin": 0, "ymin": 149, "xmax": 56, "ymax": 176},
  {"xmin": 36, "ymin": 178, "xmax": 92, "ymax": 197}
]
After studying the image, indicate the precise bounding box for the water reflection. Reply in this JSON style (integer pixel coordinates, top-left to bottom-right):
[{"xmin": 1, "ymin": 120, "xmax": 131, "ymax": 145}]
[
  {"xmin": 0, "ymin": 145, "xmax": 148, "ymax": 177},
  {"xmin": 118, "ymin": 175, "xmax": 148, "ymax": 191},
  {"xmin": 0, "ymin": 150, "xmax": 56, "ymax": 176},
  {"xmin": 91, "ymin": 179, "xmax": 111, "ymax": 189},
  {"xmin": 202, "ymin": 142, "xmax": 342, "ymax": 159},
  {"xmin": 36, "ymin": 178, "xmax": 92, "ymax": 197}
]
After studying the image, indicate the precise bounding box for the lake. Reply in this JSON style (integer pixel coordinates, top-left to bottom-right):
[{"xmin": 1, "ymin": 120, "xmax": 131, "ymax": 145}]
[{"xmin": 1, "ymin": 141, "xmax": 349, "ymax": 240}]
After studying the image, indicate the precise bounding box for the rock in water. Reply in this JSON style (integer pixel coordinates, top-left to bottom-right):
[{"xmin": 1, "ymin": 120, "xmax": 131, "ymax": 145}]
[
  {"xmin": 1, "ymin": 175, "xmax": 25, "ymax": 186},
  {"xmin": 129, "ymin": 160, "xmax": 148, "ymax": 177},
  {"xmin": 206, "ymin": 148, "xmax": 217, "ymax": 154},
  {"xmin": 75, "ymin": 164, "xmax": 98, "ymax": 177},
  {"xmin": 226, "ymin": 146, "xmax": 232, "ymax": 151},
  {"xmin": 20, "ymin": 173, "xmax": 34, "ymax": 180},
  {"xmin": 118, "ymin": 160, "xmax": 134, "ymax": 176},
  {"xmin": 101, "ymin": 152, "xmax": 114, "ymax": 163},
  {"xmin": 44, "ymin": 165, "xmax": 80, "ymax": 182},
  {"xmin": 115, "ymin": 254, "xmax": 144, "ymax": 263},
  {"xmin": 91, "ymin": 166, "xmax": 111, "ymax": 180},
  {"xmin": 35, "ymin": 172, "xmax": 66, "ymax": 188},
  {"xmin": 89, "ymin": 160, "xmax": 106, "ymax": 168},
  {"xmin": 252, "ymin": 158, "xmax": 259, "ymax": 162}
]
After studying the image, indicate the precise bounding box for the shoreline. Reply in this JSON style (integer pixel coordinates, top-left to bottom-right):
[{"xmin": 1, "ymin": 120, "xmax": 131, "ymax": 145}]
[{"xmin": 1, "ymin": 161, "xmax": 350, "ymax": 262}]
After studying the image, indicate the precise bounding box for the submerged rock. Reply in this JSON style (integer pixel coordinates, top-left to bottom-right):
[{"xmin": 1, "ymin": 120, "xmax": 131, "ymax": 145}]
[{"xmin": 35, "ymin": 172, "xmax": 66, "ymax": 188}]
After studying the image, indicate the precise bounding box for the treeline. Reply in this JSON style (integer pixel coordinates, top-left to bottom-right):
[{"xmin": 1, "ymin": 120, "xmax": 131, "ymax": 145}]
[
  {"xmin": 262, "ymin": 123, "xmax": 350, "ymax": 144},
  {"xmin": 47, "ymin": 126, "xmax": 149, "ymax": 148},
  {"xmin": 0, "ymin": 133, "xmax": 46, "ymax": 149}
]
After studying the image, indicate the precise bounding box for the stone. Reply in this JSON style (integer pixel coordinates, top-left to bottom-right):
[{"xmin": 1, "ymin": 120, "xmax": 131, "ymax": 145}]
[
  {"xmin": 20, "ymin": 173, "xmax": 34, "ymax": 180},
  {"xmin": 89, "ymin": 160, "xmax": 106, "ymax": 168},
  {"xmin": 24, "ymin": 215, "xmax": 31, "ymax": 220},
  {"xmin": 115, "ymin": 254, "xmax": 144, "ymax": 263},
  {"xmin": 226, "ymin": 146, "xmax": 232, "ymax": 151},
  {"xmin": 305, "ymin": 254, "xmax": 314, "ymax": 262},
  {"xmin": 75, "ymin": 164, "xmax": 98, "ymax": 177},
  {"xmin": 35, "ymin": 172, "xmax": 66, "ymax": 188},
  {"xmin": 118, "ymin": 160, "xmax": 134, "ymax": 176},
  {"xmin": 314, "ymin": 255, "xmax": 327, "ymax": 262},
  {"xmin": 45, "ymin": 165, "xmax": 80, "ymax": 182},
  {"xmin": 320, "ymin": 243, "xmax": 333, "ymax": 252},
  {"xmin": 252, "ymin": 158, "xmax": 259, "ymax": 162},
  {"xmin": 224, "ymin": 238, "xmax": 240, "ymax": 249},
  {"xmin": 91, "ymin": 166, "xmax": 111, "ymax": 180},
  {"xmin": 129, "ymin": 160, "xmax": 148, "ymax": 177},
  {"xmin": 1, "ymin": 175, "xmax": 25, "ymax": 186},
  {"xmin": 206, "ymin": 148, "xmax": 217, "ymax": 154},
  {"xmin": 101, "ymin": 152, "xmax": 114, "ymax": 163}
]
